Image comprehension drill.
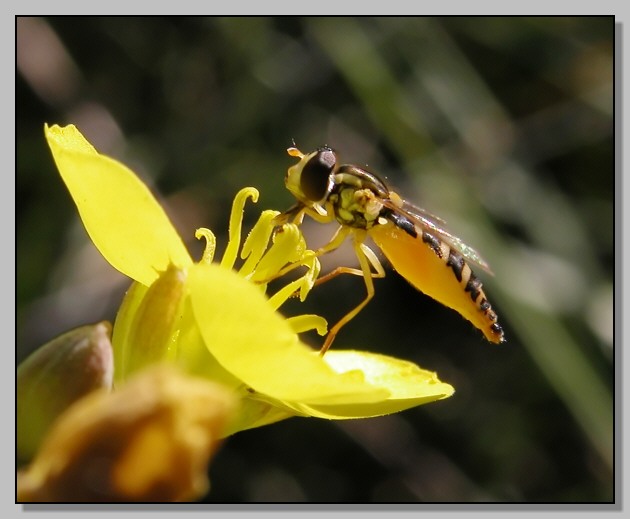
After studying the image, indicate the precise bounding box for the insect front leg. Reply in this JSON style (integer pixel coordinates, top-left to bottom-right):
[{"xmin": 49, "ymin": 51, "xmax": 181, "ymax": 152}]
[{"xmin": 312, "ymin": 242, "xmax": 385, "ymax": 288}]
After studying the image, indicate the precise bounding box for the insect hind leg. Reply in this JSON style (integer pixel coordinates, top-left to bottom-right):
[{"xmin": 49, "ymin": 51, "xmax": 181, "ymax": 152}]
[{"xmin": 319, "ymin": 240, "xmax": 384, "ymax": 356}]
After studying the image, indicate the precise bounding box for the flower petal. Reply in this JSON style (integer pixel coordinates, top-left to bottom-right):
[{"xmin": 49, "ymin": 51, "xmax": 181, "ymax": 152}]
[
  {"xmin": 44, "ymin": 124, "xmax": 191, "ymax": 286},
  {"xmin": 222, "ymin": 398, "xmax": 297, "ymax": 437},
  {"xmin": 188, "ymin": 263, "xmax": 389, "ymax": 404},
  {"xmin": 294, "ymin": 350, "xmax": 455, "ymax": 418}
]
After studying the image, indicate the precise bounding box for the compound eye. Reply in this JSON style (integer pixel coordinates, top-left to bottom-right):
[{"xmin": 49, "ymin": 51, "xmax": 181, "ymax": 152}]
[{"xmin": 300, "ymin": 147, "xmax": 337, "ymax": 203}]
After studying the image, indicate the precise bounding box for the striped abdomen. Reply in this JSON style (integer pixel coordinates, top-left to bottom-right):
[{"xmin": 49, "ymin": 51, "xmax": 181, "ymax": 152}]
[{"xmin": 369, "ymin": 221, "xmax": 505, "ymax": 344}]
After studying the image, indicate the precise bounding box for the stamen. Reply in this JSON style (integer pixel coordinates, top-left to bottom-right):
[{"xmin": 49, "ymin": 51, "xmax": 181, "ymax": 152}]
[
  {"xmin": 286, "ymin": 315, "xmax": 328, "ymax": 336},
  {"xmin": 249, "ymin": 224, "xmax": 306, "ymax": 283},
  {"xmin": 195, "ymin": 228, "xmax": 216, "ymax": 265},
  {"xmin": 239, "ymin": 210, "xmax": 280, "ymax": 278},
  {"xmin": 296, "ymin": 253, "xmax": 321, "ymax": 301},
  {"xmin": 220, "ymin": 187, "xmax": 259, "ymax": 271},
  {"xmin": 267, "ymin": 278, "xmax": 306, "ymax": 310}
]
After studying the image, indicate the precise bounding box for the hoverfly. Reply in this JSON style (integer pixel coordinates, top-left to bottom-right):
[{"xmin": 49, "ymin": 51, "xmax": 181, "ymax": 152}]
[{"xmin": 275, "ymin": 145, "xmax": 505, "ymax": 355}]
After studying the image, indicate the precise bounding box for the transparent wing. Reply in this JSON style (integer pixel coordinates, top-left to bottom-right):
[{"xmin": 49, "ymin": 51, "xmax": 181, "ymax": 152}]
[
  {"xmin": 384, "ymin": 198, "xmax": 494, "ymax": 275},
  {"xmin": 399, "ymin": 199, "xmax": 448, "ymax": 226}
]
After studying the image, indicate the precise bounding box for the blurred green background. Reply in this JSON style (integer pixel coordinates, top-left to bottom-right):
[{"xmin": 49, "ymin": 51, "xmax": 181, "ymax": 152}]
[{"xmin": 17, "ymin": 17, "xmax": 614, "ymax": 502}]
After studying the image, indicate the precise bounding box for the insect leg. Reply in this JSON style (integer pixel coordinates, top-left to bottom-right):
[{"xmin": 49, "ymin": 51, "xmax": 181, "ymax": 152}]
[
  {"xmin": 319, "ymin": 237, "xmax": 382, "ymax": 356},
  {"xmin": 312, "ymin": 242, "xmax": 385, "ymax": 287}
]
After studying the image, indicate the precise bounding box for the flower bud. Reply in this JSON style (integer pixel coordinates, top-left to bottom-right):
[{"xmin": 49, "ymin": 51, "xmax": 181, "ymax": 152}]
[
  {"xmin": 113, "ymin": 265, "xmax": 187, "ymax": 382},
  {"xmin": 17, "ymin": 321, "xmax": 114, "ymax": 463}
]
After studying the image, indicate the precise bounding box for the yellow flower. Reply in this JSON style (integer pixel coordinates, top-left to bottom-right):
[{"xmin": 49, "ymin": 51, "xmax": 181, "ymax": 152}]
[{"xmin": 44, "ymin": 123, "xmax": 454, "ymax": 434}]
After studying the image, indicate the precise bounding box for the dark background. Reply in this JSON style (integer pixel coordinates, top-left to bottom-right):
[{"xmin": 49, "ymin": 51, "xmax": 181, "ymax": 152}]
[{"xmin": 16, "ymin": 17, "xmax": 614, "ymax": 502}]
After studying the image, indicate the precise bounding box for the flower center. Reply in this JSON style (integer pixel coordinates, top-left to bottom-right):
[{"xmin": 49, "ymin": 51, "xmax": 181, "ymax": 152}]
[{"xmin": 195, "ymin": 187, "xmax": 328, "ymax": 338}]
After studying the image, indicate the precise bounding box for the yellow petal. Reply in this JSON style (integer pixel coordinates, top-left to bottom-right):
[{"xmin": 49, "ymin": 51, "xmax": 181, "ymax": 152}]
[
  {"xmin": 294, "ymin": 350, "xmax": 455, "ymax": 418},
  {"xmin": 44, "ymin": 124, "xmax": 191, "ymax": 286},
  {"xmin": 222, "ymin": 397, "xmax": 297, "ymax": 437},
  {"xmin": 188, "ymin": 263, "xmax": 388, "ymax": 404}
]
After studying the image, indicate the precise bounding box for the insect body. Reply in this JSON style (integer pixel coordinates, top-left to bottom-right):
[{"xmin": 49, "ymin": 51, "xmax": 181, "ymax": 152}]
[{"xmin": 277, "ymin": 146, "xmax": 505, "ymax": 355}]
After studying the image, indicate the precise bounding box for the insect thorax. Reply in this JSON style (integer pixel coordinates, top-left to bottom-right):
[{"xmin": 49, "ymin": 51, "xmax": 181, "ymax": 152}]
[{"xmin": 329, "ymin": 183, "xmax": 384, "ymax": 229}]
